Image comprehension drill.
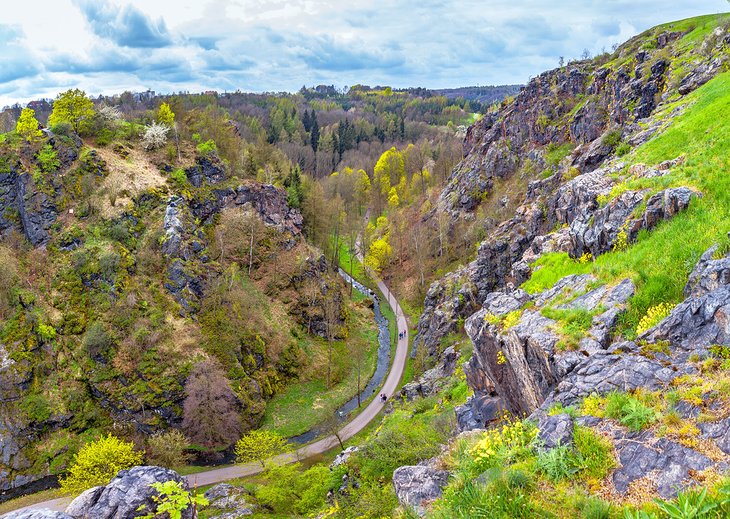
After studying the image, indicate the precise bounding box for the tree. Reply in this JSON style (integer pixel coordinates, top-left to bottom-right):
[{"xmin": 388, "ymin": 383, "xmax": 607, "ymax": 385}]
[
  {"xmin": 145, "ymin": 430, "xmax": 191, "ymax": 468},
  {"xmin": 142, "ymin": 122, "xmax": 170, "ymax": 150},
  {"xmin": 235, "ymin": 429, "xmax": 289, "ymax": 468},
  {"xmin": 60, "ymin": 435, "xmax": 143, "ymax": 495},
  {"xmin": 48, "ymin": 89, "xmax": 95, "ymax": 134},
  {"xmin": 157, "ymin": 102, "xmax": 175, "ymax": 126},
  {"xmin": 15, "ymin": 108, "xmax": 42, "ymax": 141},
  {"xmin": 182, "ymin": 359, "xmax": 242, "ymax": 451}
]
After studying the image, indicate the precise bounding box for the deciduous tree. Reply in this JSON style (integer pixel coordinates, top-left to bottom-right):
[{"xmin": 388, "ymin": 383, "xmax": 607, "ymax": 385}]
[
  {"xmin": 48, "ymin": 89, "xmax": 95, "ymax": 134},
  {"xmin": 235, "ymin": 429, "xmax": 289, "ymax": 468},
  {"xmin": 15, "ymin": 108, "xmax": 42, "ymax": 141},
  {"xmin": 182, "ymin": 359, "xmax": 242, "ymax": 451}
]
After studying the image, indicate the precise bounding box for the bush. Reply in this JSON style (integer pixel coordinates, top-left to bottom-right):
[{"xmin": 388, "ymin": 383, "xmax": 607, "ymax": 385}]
[
  {"xmin": 195, "ymin": 139, "xmax": 217, "ymax": 156},
  {"xmin": 138, "ymin": 480, "xmax": 208, "ymax": 519},
  {"xmin": 83, "ymin": 321, "xmax": 113, "ymax": 359},
  {"xmin": 604, "ymin": 392, "xmax": 657, "ymax": 431},
  {"xmin": 60, "ymin": 434, "xmax": 143, "ymax": 495},
  {"xmin": 636, "ymin": 303, "xmax": 675, "ymax": 336},
  {"xmin": 235, "ymin": 429, "xmax": 288, "ymax": 467},
  {"xmin": 536, "ymin": 445, "xmax": 580, "ymax": 482},
  {"xmin": 146, "ymin": 430, "xmax": 190, "ymax": 468}
]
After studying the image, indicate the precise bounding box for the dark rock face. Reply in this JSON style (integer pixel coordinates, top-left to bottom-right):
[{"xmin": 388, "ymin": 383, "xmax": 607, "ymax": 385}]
[
  {"xmin": 536, "ymin": 413, "xmax": 574, "ymax": 449},
  {"xmin": 0, "ymin": 167, "xmax": 58, "ymax": 247},
  {"xmin": 185, "ymin": 154, "xmax": 226, "ymax": 187},
  {"xmin": 463, "ymin": 277, "xmax": 635, "ymax": 417},
  {"xmin": 569, "ymin": 187, "xmax": 697, "ymax": 258},
  {"xmin": 392, "ymin": 465, "xmax": 450, "ymax": 516},
  {"xmin": 161, "ymin": 182, "xmax": 304, "ymax": 314},
  {"xmin": 590, "ymin": 421, "xmax": 714, "ymax": 499},
  {"xmin": 65, "ymin": 466, "xmax": 193, "ymax": 519},
  {"xmin": 401, "ymin": 346, "xmax": 460, "ymax": 401},
  {"xmin": 684, "ymin": 241, "xmax": 730, "ymax": 298}
]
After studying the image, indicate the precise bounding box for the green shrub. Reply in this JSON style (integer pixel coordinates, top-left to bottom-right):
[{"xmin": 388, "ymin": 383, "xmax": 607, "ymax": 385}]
[
  {"xmin": 235, "ymin": 429, "xmax": 288, "ymax": 468},
  {"xmin": 604, "ymin": 392, "xmax": 657, "ymax": 431},
  {"xmin": 536, "ymin": 445, "xmax": 580, "ymax": 482},
  {"xmin": 195, "ymin": 139, "xmax": 218, "ymax": 156},
  {"xmin": 60, "ymin": 434, "xmax": 143, "ymax": 495},
  {"xmin": 37, "ymin": 144, "xmax": 61, "ymax": 173},
  {"xmin": 20, "ymin": 393, "xmax": 52, "ymax": 422},
  {"xmin": 138, "ymin": 480, "xmax": 208, "ymax": 519},
  {"xmin": 145, "ymin": 430, "xmax": 190, "ymax": 468},
  {"xmin": 83, "ymin": 322, "xmax": 113, "ymax": 359}
]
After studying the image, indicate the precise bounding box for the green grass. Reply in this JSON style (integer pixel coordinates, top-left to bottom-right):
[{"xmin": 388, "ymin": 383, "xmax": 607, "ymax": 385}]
[
  {"xmin": 522, "ymin": 72, "xmax": 730, "ymax": 336},
  {"xmin": 260, "ymin": 307, "xmax": 380, "ymax": 438}
]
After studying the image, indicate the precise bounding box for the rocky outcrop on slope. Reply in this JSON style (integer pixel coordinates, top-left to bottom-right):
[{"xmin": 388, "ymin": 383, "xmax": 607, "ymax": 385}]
[
  {"xmin": 64, "ymin": 466, "xmax": 193, "ymax": 519},
  {"xmin": 161, "ymin": 182, "xmax": 304, "ymax": 313},
  {"xmin": 185, "ymin": 154, "xmax": 226, "ymax": 187},
  {"xmin": 0, "ymin": 166, "xmax": 58, "ymax": 247},
  {"xmin": 460, "ymin": 276, "xmax": 635, "ymax": 418},
  {"xmin": 392, "ymin": 465, "xmax": 450, "ymax": 517},
  {"xmin": 3, "ymin": 511, "xmax": 73, "ymax": 519}
]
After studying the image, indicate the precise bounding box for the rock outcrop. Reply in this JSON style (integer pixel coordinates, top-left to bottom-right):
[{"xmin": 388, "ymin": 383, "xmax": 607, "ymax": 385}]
[
  {"xmin": 392, "ymin": 465, "xmax": 450, "ymax": 517},
  {"xmin": 0, "ymin": 166, "xmax": 58, "ymax": 247},
  {"xmin": 2, "ymin": 511, "xmax": 73, "ymax": 519},
  {"xmin": 64, "ymin": 466, "xmax": 193, "ymax": 519}
]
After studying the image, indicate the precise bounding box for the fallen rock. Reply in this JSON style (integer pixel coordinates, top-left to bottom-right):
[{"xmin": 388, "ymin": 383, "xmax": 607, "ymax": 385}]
[
  {"xmin": 203, "ymin": 483, "xmax": 254, "ymax": 516},
  {"xmin": 392, "ymin": 465, "xmax": 450, "ymax": 516}
]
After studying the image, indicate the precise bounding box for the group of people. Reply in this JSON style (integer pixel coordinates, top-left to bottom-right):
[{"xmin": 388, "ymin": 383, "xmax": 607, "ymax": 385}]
[
  {"xmin": 380, "ymin": 393, "xmax": 387, "ymax": 403},
  {"xmin": 398, "ymin": 331, "xmax": 405, "ymax": 340}
]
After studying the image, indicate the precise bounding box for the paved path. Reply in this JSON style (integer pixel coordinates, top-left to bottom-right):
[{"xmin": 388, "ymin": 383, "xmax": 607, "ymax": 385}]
[{"xmin": 5, "ymin": 262, "xmax": 409, "ymax": 516}]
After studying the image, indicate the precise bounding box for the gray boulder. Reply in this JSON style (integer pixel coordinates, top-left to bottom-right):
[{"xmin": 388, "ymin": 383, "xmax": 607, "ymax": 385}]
[
  {"xmin": 536, "ymin": 413, "xmax": 574, "ymax": 449},
  {"xmin": 684, "ymin": 242, "xmax": 730, "ymax": 298},
  {"xmin": 1, "ymin": 511, "xmax": 73, "ymax": 519},
  {"xmin": 330, "ymin": 446, "xmax": 359, "ymax": 469},
  {"xmin": 203, "ymin": 483, "xmax": 254, "ymax": 516},
  {"xmin": 392, "ymin": 465, "xmax": 450, "ymax": 516},
  {"xmin": 65, "ymin": 465, "xmax": 192, "ymax": 519}
]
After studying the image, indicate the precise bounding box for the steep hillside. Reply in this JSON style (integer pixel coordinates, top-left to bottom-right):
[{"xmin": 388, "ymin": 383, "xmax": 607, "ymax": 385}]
[
  {"xmin": 0, "ymin": 122, "xmax": 355, "ymax": 497},
  {"xmin": 415, "ymin": 13, "xmax": 730, "ymax": 360},
  {"xmin": 385, "ymin": 13, "xmax": 730, "ymax": 518}
]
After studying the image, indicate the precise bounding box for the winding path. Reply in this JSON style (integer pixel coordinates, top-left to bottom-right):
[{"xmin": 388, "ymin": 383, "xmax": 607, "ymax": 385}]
[{"xmin": 5, "ymin": 259, "xmax": 410, "ymax": 516}]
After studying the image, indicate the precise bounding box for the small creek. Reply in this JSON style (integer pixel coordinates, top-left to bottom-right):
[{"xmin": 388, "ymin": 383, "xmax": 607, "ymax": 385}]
[{"xmin": 289, "ymin": 269, "xmax": 392, "ymax": 444}]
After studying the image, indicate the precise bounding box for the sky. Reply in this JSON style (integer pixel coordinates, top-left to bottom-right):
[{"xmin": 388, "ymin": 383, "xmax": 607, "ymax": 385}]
[{"xmin": 0, "ymin": 0, "xmax": 727, "ymax": 107}]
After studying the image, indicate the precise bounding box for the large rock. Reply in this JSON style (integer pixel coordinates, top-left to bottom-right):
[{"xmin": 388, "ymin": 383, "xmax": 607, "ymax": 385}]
[
  {"xmin": 0, "ymin": 167, "xmax": 58, "ymax": 247},
  {"xmin": 463, "ymin": 276, "xmax": 635, "ymax": 416},
  {"xmin": 392, "ymin": 465, "xmax": 449, "ymax": 516},
  {"xmin": 536, "ymin": 413, "xmax": 574, "ymax": 449},
  {"xmin": 401, "ymin": 346, "xmax": 460, "ymax": 401},
  {"xmin": 203, "ymin": 483, "xmax": 254, "ymax": 517},
  {"xmin": 65, "ymin": 466, "xmax": 193, "ymax": 519},
  {"xmin": 185, "ymin": 154, "xmax": 226, "ymax": 187}
]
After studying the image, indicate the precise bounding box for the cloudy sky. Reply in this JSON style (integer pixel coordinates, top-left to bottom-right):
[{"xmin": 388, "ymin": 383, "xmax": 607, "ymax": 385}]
[{"xmin": 0, "ymin": 0, "xmax": 727, "ymax": 106}]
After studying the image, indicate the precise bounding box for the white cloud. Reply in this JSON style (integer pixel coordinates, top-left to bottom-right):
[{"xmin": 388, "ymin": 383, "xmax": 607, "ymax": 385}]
[{"xmin": 0, "ymin": 0, "xmax": 727, "ymax": 106}]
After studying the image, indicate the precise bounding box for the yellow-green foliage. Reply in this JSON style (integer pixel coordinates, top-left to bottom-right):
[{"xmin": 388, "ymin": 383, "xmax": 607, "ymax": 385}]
[
  {"xmin": 16, "ymin": 108, "xmax": 42, "ymax": 141},
  {"xmin": 157, "ymin": 103, "xmax": 175, "ymax": 126},
  {"xmin": 636, "ymin": 302, "xmax": 675, "ymax": 335},
  {"xmin": 502, "ymin": 310, "xmax": 522, "ymax": 330},
  {"xmin": 138, "ymin": 480, "xmax": 208, "ymax": 519},
  {"xmin": 612, "ymin": 223, "xmax": 629, "ymax": 252},
  {"xmin": 469, "ymin": 416, "xmax": 537, "ymax": 468},
  {"xmin": 48, "ymin": 88, "xmax": 95, "ymax": 134},
  {"xmin": 60, "ymin": 435, "xmax": 143, "ymax": 495},
  {"xmin": 234, "ymin": 429, "xmax": 289, "ymax": 468},
  {"xmin": 580, "ymin": 394, "xmax": 607, "ymax": 418}
]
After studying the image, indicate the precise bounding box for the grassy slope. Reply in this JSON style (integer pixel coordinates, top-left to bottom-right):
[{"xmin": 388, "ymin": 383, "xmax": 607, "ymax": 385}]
[{"xmin": 524, "ymin": 72, "xmax": 730, "ymax": 335}]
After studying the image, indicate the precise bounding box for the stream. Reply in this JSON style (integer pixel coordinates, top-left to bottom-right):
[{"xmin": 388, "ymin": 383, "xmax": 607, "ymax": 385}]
[{"xmin": 289, "ymin": 268, "xmax": 392, "ymax": 444}]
